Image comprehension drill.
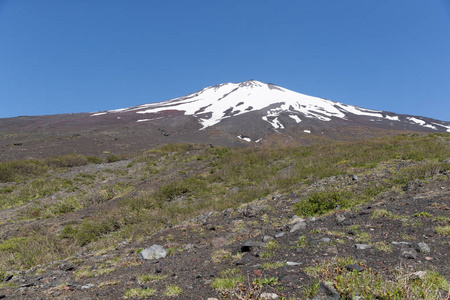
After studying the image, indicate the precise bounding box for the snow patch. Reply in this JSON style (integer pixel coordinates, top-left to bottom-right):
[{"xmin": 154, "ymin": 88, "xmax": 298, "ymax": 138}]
[
  {"xmin": 385, "ymin": 115, "xmax": 399, "ymax": 121},
  {"xmin": 407, "ymin": 117, "xmax": 425, "ymax": 125},
  {"xmin": 237, "ymin": 135, "xmax": 251, "ymax": 142},
  {"xmin": 289, "ymin": 115, "xmax": 302, "ymax": 123},
  {"xmin": 338, "ymin": 104, "xmax": 383, "ymax": 118},
  {"xmin": 108, "ymin": 108, "xmax": 128, "ymax": 113},
  {"xmin": 432, "ymin": 122, "xmax": 450, "ymax": 132},
  {"xmin": 262, "ymin": 116, "xmax": 284, "ymax": 129},
  {"xmin": 90, "ymin": 112, "xmax": 107, "ymax": 117},
  {"xmin": 423, "ymin": 124, "xmax": 437, "ymax": 130},
  {"xmin": 137, "ymin": 117, "xmax": 163, "ymax": 122}
]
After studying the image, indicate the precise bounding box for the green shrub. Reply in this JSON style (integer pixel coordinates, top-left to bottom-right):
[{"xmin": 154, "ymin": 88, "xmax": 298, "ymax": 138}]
[
  {"xmin": 1, "ymin": 177, "xmax": 73, "ymax": 209},
  {"xmin": 394, "ymin": 160, "xmax": 446, "ymax": 184},
  {"xmin": 124, "ymin": 287, "xmax": 156, "ymax": 298},
  {"xmin": 87, "ymin": 156, "xmax": 103, "ymax": 164},
  {"xmin": 211, "ymin": 268, "xmax": 245, "ymax": 291},
  {"xmin": 45, "ymin": 154, "xmax": 89, "ymax": 168},
  {"xmin": 105, "ymin": 155, "xmax": 122, "ymax": 163},
  {"xmin": 0, "ymin": 235, "xmax": 72, "ymax": 270},
  {"xmin": 60, "ymin": 216, "xmax": 122, "ymax": 246},
  {"xmin": 0, "ymin": 159, "xmax": 46, "ymax": 182},
  {"xmin": 293, "ymin": 191, "xmax": 353, "ymax": 217}
]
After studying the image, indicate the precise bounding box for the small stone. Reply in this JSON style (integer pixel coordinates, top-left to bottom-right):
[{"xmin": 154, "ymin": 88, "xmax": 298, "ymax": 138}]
[
  {"xmin": 184, "ymin": 244, "xmax": 194, "ymax": 251},
  {"xmin": 241, "ymin": 240, "xmax": 264, "ymax": 257},
  {"xmin": 345, "ymin": 264, "xmax": 365, "ymax": 272},
  {"xmin": 425, "ymin": 257, "xmax": 433, "ymax": 261},
  {"xmin": 3, "ymin": 275, "xmax": 13, "ymax": 282},
  {"xmin": 291, "ymin": 216, "xmax": 305, "ymax": 223},
  {"xmin": 81, "ymin": 283, "xmax": 94, "ymax": 289},
  {"xmin": 243, "ymin": 204, "xmax": 260, "ymax": 217},
  {"xmin": 260, "ymin": 292, "xmax": 279, "ymax": 299},
  {"xmin": 310, "ymin": 217, "xmax": 317, "ymax": 221},
  {"xmin": 335, "ymin": 214, "xmax": 346, "ymax": 223},
  {"xmin": 401, "ymin": 248, "xmax": 417, "ymax": 259},
  {"xmin": 392, "ymin": 241, "xmax": 410, "ymax": 245},
  {"xmin": 354, "ymin": 244, "xmax": 371, "ymax": 250},
  {"xmin": 139, "ymin": 245, "xmax": 167, "ymax": 260},
  {"xmin": 205, "ymin": 224, "xmax": 215, "ymax": 230},
  {"xmin": 59, "ymin": 262, "xmax": 75, "ymax": 272},
  {"xmin": 207, "ymin": 298, "xmax": 219, "ymax": 300},
  {"xmin": 410, "ymin": 271, "xmax": 427, "ymax": 280},
  {"xmin": 290, "ymin": 222, "xmax": 306, "ymax": 233},
  {"xmin": 417, "ymin": 242, "xmax": 430, "ymax": 253},
  {"xmin": 312, "ymin": 282, "xmax": 340, "ymax": 300},
  {"xmin": 262, "ymin": 235, "xmax": 274, "ymax": 242},
  {"xmin": 274, "ymin": 232, "xmax": 285, "ymax": 238},
  {"xmin": 319, "ymin": 238, "xmax": 331, "ymax": 243}
]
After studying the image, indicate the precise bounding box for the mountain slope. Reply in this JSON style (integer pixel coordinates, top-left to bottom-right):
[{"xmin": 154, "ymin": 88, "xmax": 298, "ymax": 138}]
[{"xmin": 1, "ymin": 80, "xmax": 449, "ymax": 161}]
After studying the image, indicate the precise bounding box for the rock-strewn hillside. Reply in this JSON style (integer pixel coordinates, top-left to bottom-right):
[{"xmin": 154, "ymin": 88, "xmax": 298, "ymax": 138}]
[{"xmin": 0, "ymin": 134, "xmax": 449, "ymax": 299}]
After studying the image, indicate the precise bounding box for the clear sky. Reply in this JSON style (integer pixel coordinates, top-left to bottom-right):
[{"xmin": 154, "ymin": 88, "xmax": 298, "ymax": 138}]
[{"xmin": 1, "ymin": 1, "xmax": 449, "ymax": 121}]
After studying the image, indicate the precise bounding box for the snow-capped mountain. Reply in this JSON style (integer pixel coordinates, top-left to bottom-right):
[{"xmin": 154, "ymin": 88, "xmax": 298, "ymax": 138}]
[
  {"xmin": 1, "ymin": 80, "xmax": 449, "ymax": 161},
  {"xmin": 92, "ymin": 80, "xmax": 450, "ymax": 134}
]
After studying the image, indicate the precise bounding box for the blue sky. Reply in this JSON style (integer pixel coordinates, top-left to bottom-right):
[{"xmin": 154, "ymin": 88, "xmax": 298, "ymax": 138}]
[{"xmin": 1, "ymin": 1, "xmax": 449, "ymax": 121}]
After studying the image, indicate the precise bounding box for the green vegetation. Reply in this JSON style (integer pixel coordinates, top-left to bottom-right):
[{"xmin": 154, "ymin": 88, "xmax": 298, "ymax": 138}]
[
  {"xmin": 414, "ymin": 212, "xmax": 432, "ymax": 218},
  {"xmin": 124, "ymin": 287, "xmax": 157, "ymax": 298},
  {"xmin": 293, "ymin": 191, "xmax": 353, "ymax": 217},
  {"xmin": 137, "ymin": 274, "xmax": 168, "ymax": 283},
  {"xmin": 164, "ymin": 285, "xmax": 182, "ymax": 296},
  {"xmin": 306, "ymin": 257, "xmax": 448, "ymax": 299},
  {"xmin": 252, "ymin": 277, "xmax": 279, "ymax": 288},
  {"xmin": 260, "ymin": 240, "xmax": 280, "ymax": 259},
  {"xmin": 435, "ymin": 225, "xmax": 450, "ymax": 236},
  {"xmin": 261, "ymin": 261, "xmax": 285, "ymax": 270},
  {"xmin": 0, "ymin": 133, "xmax": 449, "ymax": 275},
  {"xmin": 211, "ymin": 268, "xmax": 245, "ymax": 291},
  {"xmin": 211, "ymin": 249, "xmax": 242, "ymax": 263},
  {"xmin": 293, "ymin": 235, "xmax": 310, "ymax": 248}
]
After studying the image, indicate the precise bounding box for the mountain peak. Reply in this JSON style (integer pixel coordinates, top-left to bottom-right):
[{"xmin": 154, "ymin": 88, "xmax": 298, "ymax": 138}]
[
  {"xmin": 238, "ymin": 80, "xmax": 266, "ymax": 88},
  {"xmin": 90, "ymin": 81, "xmax": 450, "ymax": 134}
]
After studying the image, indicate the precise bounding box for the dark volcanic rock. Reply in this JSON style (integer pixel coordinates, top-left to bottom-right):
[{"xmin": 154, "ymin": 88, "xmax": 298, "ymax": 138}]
[{"xmin": 312, "ymin": 282, "xmax": 340, "ymax": 300}]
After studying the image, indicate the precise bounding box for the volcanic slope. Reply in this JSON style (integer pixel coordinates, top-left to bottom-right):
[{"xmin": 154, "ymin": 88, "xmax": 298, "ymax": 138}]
[
  {"xmin": 1, "ymin": 80, "xmax": 449, "ymax": 161},
  {"xmin": 0, "ymin": 134, "xmax": 449, "ymax": 299}
]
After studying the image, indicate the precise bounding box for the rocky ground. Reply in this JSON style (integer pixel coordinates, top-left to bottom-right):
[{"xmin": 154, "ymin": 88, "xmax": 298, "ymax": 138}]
[{"xmin": 1, "ymin": 174, "xmax": 449, "ymax": 299}]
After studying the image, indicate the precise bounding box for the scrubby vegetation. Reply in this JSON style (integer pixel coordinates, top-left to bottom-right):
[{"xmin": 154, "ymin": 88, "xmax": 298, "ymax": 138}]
[{"xmin": 0, "ymin": 133, "xmax": 449, "ymax": 298}]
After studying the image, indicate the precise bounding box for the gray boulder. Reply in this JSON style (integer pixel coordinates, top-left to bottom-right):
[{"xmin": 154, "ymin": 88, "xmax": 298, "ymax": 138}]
[
  {"xmin": 139, "ymin": 245, "xmax": 167, "ymax": 260},
  {"xmin": 354, "ymin": 244, "xmax": 371, "ymax": 250},
  {"xmin": 290, "ymin": 221, "xmax": 307, "ymax": 233}
]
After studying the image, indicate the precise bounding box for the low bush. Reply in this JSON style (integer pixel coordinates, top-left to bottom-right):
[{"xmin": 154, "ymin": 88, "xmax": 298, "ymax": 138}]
[
  {"xmin": 0, "ymin": 159, "xmax": 46, "ymax": 182},
  {"xmin": 60, "ymin": 216, "xmax": 122, "ymax": 246},
  {"xmin": 87, "ymin": 156, "xmax": 103, "ymax": 164},
  {"xmin": 0, "ymin": 235, "xmax": 73, "ymax": 270},
  {"xmin": 293, "ymin": 191, "xmax": 353, "ymax": 217},
  {"xmin": 45, "ymin": 154, "xmax": 89, "ymax": 168}
]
